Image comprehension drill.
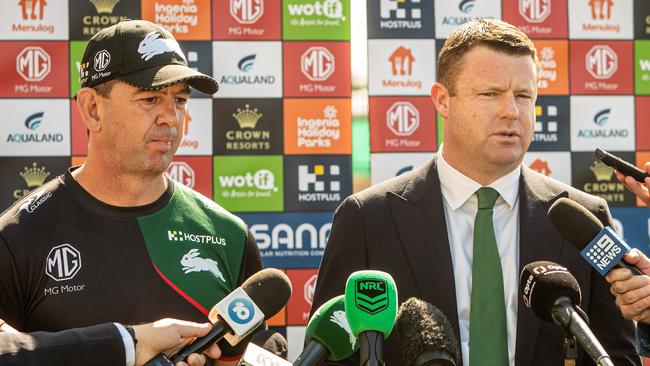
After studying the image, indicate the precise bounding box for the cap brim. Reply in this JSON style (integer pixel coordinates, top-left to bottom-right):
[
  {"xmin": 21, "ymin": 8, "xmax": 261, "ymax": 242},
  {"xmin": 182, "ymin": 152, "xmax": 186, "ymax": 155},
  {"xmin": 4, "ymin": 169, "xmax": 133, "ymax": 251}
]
[{"xmin": 117, "ymin": 64, "xmax": 219, "ymax": 95}]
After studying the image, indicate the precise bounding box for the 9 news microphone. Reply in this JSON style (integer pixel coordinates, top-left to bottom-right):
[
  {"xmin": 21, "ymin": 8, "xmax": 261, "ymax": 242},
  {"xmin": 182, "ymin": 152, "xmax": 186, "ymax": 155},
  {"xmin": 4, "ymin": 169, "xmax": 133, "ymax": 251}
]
[
  {"xmin": 519, "ymin": 261, "xmax": 614, "ymax": 366},
  {"xmin": 144, "ymin": 268, "xmax": 292, "ymax": 366},
  {"xmin": 293, "ymin": 295, "xmax": 359, "ymax": 366},
  {"xmin": 548, "ymin": 197, "xmax": 641, "ymax": 276},
  {"xmin": 395, "ymin": 298, "xmax": 460, "ymax": 366},
  {"xmin": 344, "ymin": 270, "xmax": 398, "ymax": 366},
  {"xmin": 237, "ymin": 330, "xmax": 290, "ymax": 366}
]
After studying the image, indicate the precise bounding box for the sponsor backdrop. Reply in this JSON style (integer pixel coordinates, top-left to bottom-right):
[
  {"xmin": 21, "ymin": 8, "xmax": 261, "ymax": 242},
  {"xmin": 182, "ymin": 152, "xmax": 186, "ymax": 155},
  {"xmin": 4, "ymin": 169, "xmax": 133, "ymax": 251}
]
[{"xmin": 1, "ymin": 0, "xmax": 650, "ymax": 361}]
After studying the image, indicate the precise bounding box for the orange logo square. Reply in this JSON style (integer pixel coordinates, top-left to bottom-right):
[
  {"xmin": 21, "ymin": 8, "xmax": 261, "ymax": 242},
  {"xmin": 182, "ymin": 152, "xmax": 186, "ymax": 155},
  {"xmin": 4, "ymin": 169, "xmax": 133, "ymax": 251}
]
[
  {"xmin": 141, "ymin": 0, "xmax": 211, "ymax": 40},
  {"xmin": 636, "ymin": 151, "xmax": 650, "ymax": 207},
  {"xmin": 284, "ymin": 98, "xmax": 351, "ymax": 155},
  {"xmin": 534, "ymin": 40, "xmax": 569, "ymax": 95}
]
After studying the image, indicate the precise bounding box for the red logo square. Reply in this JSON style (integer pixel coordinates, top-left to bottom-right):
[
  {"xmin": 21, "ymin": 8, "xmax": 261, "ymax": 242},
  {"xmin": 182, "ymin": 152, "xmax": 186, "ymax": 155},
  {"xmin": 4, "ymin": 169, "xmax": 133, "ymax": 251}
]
[
  {"xmin": 213, "ymin": 0, "xmax": 281, "ymax": 40},
  {"xmin": 0, "ymin": 42, "xmax": 68, "ymax": 98},
  {"xmin": 502, "ymin": 0, "xmax": 568, "ymax": 38},
  {"xmin": 283, "ymin": 42, "xmax": 350, "ymax": 97},
  {"xmin": 637, "ymin": 97, "xmax": 650, "ymax": 150},
  {"xmin": 570, "ymin": 40, "xmax": 633, "ymax": 95},
  {"xmin": 369, "ymin": 96, "xmax": 437, "ymax": 152},
  {"xmin": 71, "ymin": 101, "xmax": 89, "ymax": 156},
  {"xmin": 166, "ymin": 156, "xmax": 214, "ymax": 199},
  {"xmin": 286, "ymin": 269, "xmax": 318, "ymax": 326}
]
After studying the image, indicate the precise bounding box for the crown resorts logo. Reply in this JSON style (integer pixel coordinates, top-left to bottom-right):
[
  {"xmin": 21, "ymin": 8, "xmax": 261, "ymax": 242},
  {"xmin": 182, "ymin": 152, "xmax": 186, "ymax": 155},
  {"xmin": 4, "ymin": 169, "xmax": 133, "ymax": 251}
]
[
  {"xmin": 379, "ymin": 0, "xmax": 422, "ymax": 30},
  {"xmin": 296, "ymin": 105, "xmax": 341, "ymax": 149},
  {"xmin": 13, "ymin": 163, "xmax": 50, "ymax": 200},
  {"xmin": 90, "ymin": 0, "xmax": 121, "ymax": 14},
  {"xmin": 533, "ymin": 104, "xmax": 558, "ymax": 142},
  {"xmin": 83, "ymin": 0, "xmax": 128, "ymax": 37},
  {"xmin": 519, "ymin": 0, "xmax": 551, "ymax": 23},
  {"xmin": 584, "ymin": 160, "xmax": 626, "ymax": 203},
  {"xmin": 227, "ymin": 104, "xmax": 270, "ymax": 151},
  {"xmin": 166, "ymin": 161, "xmax": 195, "ymax": 188}
]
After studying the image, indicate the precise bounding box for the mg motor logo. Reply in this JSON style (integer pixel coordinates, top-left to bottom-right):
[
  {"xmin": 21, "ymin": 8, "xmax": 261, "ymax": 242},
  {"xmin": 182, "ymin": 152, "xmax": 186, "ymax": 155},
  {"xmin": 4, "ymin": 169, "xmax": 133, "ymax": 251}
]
[
  {"xmin": 166, "ymin": 161, "xmax": 195, "ymax": 188},
  {"xmin": 354, "ymin": 279, "xmax": 388, "ymax": 315},
  {"xmin": 231, "ymin": 0, "xmax": 264, "ymax": 24},
  {"xmin": 386, "ymin": 102, "xmax": 419, "ymax": 136},
  {"xmin": 586, "ymin": 45, "xmax": 617, "ymax": 79},
  {"xmin": 45, "ymin": 244, "xmax": 81, "ymax": 281},
  {"xmin": 519, "ymin": 0, "xmax": 551, "ymax": 23},
  {"xmin": 301, "ymin": 47, "xmax": 334, "ymax": 81},
  {"xmin": 304, "ymin": 274, "xmax": 317, "ymax": 305},
  {"xmin": 93, "ymin": 50, "xmax": 110, "ymax": 72},
  {"xmin": 16, "ymin": 47, "xmax": 51, "ymax": 82}
]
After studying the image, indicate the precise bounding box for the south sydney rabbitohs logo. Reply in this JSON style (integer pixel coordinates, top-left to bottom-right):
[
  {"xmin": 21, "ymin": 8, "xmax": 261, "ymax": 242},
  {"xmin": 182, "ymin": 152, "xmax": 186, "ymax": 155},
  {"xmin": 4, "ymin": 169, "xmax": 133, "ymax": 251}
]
[
  {"xmin": 330, "ymin": 310, "xmax": 357, "ymax": 348},
  {"xmin": 137, "ymin": 31, "xmax": 186, "ymax": 61},
  {"xmin": 180, "ymin": 248, "xmax": 226, "ymax": 282},
  {"xmin": 355, "ymin": 279, "xmax": 388, "ymax": 314}
]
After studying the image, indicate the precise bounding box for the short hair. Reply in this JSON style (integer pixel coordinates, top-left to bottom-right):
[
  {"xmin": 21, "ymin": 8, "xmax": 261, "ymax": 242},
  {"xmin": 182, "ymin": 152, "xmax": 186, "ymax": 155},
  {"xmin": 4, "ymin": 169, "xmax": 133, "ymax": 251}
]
[
  {"xmin": 92, "ymin": 79, "xmax": 118, "ymax": 98},
  {"xmin": 437, "ymin": 18, "xmax": 538, "ymax": 95}
]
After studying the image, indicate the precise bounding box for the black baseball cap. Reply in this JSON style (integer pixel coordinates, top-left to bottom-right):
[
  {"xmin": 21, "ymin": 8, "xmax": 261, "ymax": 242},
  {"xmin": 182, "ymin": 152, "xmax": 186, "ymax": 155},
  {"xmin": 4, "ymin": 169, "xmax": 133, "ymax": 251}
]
[{"xmin": 79, "ymin": 20, "xmax": 217, "ymax": 95}]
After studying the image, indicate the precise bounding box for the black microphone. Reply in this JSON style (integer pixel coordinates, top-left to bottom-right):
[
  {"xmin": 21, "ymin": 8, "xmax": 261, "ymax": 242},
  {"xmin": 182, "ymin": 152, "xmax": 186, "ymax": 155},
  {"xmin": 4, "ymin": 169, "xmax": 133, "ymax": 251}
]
[
  {"xmin": 548, "ymin": 197, "xmax": 641, "ymax": 276},
  {"xmin": 519, "ymin": 261, "xmax": 614, "ymax": 366},
  {"xmin": 144, "ymin": 268, "xmax": 292, "ymax": 366},
  {"xmin": 395, "ymin": 298, "xmax": 460, "ymax": 366},
  {"xmin": 237, "ymin": 330, "xmax": 290, "ymax": 366}
]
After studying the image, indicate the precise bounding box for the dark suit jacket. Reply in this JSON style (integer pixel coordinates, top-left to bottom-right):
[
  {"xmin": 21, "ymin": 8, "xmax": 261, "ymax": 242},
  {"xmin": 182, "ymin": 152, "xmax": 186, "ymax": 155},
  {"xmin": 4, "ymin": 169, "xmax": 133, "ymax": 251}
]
[
  {"xmin": 311, "ymin": 157, "xmax": 640, "ymax": 366},
  {"xmin": 0, "ymin": 323, "xmax": 125, "ymax": 365}
]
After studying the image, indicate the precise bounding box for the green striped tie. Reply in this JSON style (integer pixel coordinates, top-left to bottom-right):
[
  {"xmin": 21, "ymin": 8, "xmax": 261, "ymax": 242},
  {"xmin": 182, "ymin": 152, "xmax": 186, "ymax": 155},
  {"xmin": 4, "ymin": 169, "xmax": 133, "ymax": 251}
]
[{"xmin": 469, "ymin": 187, "xmax": 508, "ymax": 365}]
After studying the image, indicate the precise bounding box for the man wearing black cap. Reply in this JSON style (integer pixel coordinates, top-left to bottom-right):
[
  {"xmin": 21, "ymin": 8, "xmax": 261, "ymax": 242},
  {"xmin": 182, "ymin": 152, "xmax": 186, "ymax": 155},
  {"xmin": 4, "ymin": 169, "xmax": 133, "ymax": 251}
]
[{"xmin": 0, "ymin": 20, "xmax": 262, "ymax": 365}]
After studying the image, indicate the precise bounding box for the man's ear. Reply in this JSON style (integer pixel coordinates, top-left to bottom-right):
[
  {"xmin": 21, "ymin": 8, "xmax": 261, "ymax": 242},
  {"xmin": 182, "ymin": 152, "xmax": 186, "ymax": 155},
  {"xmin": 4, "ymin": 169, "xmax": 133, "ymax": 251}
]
[
  {"xmin": 430, "ymin": 82, "xmax": 450, "ymax": 120},
  {"xmin": 75, "ymin": 88, "xmax": 103, "ymax": 133}
]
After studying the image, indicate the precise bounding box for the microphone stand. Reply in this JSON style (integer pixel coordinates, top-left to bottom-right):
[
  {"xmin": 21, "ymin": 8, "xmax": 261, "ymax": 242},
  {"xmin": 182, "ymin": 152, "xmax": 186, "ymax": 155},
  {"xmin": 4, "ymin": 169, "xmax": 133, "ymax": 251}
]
[{"xmin": 562, "ymin": 334, "xmax": 577, "ymax": 366}]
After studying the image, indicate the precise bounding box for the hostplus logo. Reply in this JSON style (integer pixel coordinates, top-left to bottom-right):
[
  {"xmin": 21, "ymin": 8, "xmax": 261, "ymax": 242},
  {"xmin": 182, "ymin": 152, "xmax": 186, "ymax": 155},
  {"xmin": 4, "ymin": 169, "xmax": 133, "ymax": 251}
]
[
  {"xmin": 7, "ymin": 112, "xmax": 64, "ymax": 145},
  {"xmin": 298, "ymin": 164, "xmax": 340, "ymax": 203},
  {"xmin": 296, "ymin": 105, "xmax": 341, "ymax": 148},
  {"xmin": 166, "ymin": 161, "xmax": 195, "ymax": 189},
  {"xmin": 519, "ymin": 0, "xmax": 551, "ymax": 23},
  {"xmin": 169, "ymin": 230, "xmax": 227, "ymax": 246},
  {"xmin": 533, "ymin": 104, "xmax": 558, "ymax": 142},
  {"xmin": 230, "ymin": 0, "xmax": 264, "ymax": 24},
  {"xmin": 301, "ymin": 47, "xmax": 334, "ymax": 81},
  {"xmin": 383, "ymin": 46, "xmax": 421, "ymax": 89},
  {"xmin": 586, "ymin": 45, "xmax": 617, "ymax": 79},
  {"xmin": 379, "ymin": 0, "xmax": 422, "ymax": 30}
]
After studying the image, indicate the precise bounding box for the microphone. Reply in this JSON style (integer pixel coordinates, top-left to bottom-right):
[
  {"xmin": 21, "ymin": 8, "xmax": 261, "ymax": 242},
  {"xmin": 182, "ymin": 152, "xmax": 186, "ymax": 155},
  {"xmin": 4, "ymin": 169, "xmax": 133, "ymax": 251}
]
[
  {"xmin": 237, "ymin": 330, "xmax": 290, "ymax": 366},
  {"xmin": 144, "ymin": 268, "xmax": 292, "ymax": 366},
  {"xmin": 519, "ymin": 261, "xmax": 614, "ymax": 366},
  {"xmin": 395, "ymin": 298, "xmax": 460, "ymax": 366},
  {"xmin": 547, "ymin": 197, "xmax": 641, "ymax": 276},
  {"xmin": 293, "ymin": 295, "xmax": 359, "ymax": 366},
  {"xmin": 344, "ymin": 270, "xmax": 398, "ymax": 366}
]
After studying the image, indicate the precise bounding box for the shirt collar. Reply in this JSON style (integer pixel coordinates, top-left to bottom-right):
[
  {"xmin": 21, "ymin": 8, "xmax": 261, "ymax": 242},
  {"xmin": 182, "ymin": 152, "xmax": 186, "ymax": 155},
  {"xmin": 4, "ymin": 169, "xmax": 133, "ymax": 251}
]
[{"xmin": 436, "ymin": 144, "xmax": 521, "ymax": 211}]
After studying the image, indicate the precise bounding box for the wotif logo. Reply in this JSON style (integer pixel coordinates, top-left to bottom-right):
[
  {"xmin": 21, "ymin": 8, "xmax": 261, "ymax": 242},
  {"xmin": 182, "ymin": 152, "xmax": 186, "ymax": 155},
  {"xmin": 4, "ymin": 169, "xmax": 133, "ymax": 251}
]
[
  {"xmin": 519, "ymin": 0, "xmax": 550, "ymax": 23},
  {"xmin": 594, "ymin": 108, "xmax": 610, "ymax": 126},
  {"xmin": 166, "ymin": 161, "xmax": 195, "ymax": 189},
  {"xmin": 46, "ymin": 244, "xmax": 81, "ymax": 282},
  {"xmin": 586, "ymin": 45, "xmax": 617, "ymax": 80},
  {"xmin": 458, "ymin": 0, "xmax": 475, "ymax": 14},
  {"xmin": 219, "ymin": 169, "xmax": 277, "ymax": 191},
  {"xmin": 16, "ymin": 46, "xmax": 51, "ymax": 82},
  {"xmin": 231, "ymin": 0, "xmax": 264, "ymax": 24},
  {"xmin": 287, "ymin": 0, "xmax": 346, "ymax": 21},
  {"xmin": 228, "ymin": 298, "xmax": 255, "ymax": 324},
  {"xmin": 301, "ymin": 47, "xmax": 334, "ymax": 81},
  {"xmin": 238, "ymin": 54, "xmax": 256, "ymax": 72},
  {"xmin": 25, "ymin": 112, "xmax": 43, "ymax": 130},
  {"xmin": 386, "ymin": 102, "xmax": 419, "ymax": 136}
]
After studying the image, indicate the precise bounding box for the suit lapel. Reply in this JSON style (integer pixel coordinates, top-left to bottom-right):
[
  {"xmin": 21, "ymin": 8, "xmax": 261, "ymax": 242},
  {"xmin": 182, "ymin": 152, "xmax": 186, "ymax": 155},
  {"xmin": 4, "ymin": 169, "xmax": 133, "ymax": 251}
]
[
  {"xmin": 515, "ymin": 168, "xmax": 567, "ymax": 366},
  {"xmin": 386, "ymin": 158, "xmax": 461, "ymax": 344}
]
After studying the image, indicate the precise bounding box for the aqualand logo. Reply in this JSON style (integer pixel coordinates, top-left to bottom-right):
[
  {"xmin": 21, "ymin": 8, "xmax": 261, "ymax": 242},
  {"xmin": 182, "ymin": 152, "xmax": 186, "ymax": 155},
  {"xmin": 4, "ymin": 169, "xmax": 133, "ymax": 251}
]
[{"xmin": 7, "ymin": 112, "xmax": 64, "ymax": 144}]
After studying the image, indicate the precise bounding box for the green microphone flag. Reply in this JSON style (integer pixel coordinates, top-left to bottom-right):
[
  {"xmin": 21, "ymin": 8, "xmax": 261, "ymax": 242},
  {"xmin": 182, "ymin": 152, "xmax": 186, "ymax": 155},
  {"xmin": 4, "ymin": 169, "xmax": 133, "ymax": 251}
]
[{"xmin": 307, "ymin": 295, "xmax": 360, "ymax": 361}]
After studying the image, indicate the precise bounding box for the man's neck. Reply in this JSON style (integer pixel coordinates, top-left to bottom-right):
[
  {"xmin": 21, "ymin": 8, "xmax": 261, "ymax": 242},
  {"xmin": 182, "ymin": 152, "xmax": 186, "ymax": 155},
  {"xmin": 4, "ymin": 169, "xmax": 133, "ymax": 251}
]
[
  {"xmin": 440, "ymin": 147, "xmax": 517, "ymax": 186},
  {"xmin": 72, "ymin": 160, "xmax": 168, "ymax": 207}
]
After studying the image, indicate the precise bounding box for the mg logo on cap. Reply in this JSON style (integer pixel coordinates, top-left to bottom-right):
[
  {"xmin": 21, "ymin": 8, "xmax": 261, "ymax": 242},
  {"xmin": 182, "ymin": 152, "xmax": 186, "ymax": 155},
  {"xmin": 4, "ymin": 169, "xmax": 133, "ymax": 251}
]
[
  {"xmin": 386, "ymin": 101, "xmax": 419, "ymax": 136},
  {"xmin": 166, "ymin": 161, "xmax": 195, "ymax": 188},
  {"xmin": 586, "ymin": 45, "xmax": 618, "ymax": 79},
  {"xmin": 355, "ymin": 279, "xmax": 388, "ymax": 314},
  {"xmin": 16, "ymin": 47, "xmax": 51, "ymax": 82},
  {"xmin": 93, "ymin": 50, "xmax": 111, "ymax": 72},
  {"xmin": 46, "ymin": 244, "xmax": 81, "ymax": 281},
  {"xmin": 519, "ymin": 0, "xmax": 551, "ymax": 23},
  {"xmin": 231, "ymin": 0, "xmax": 264, "ymax": 24},
  {"xmin": 301, "ymin": 47, "xmax": 334, "ymax": 81}
]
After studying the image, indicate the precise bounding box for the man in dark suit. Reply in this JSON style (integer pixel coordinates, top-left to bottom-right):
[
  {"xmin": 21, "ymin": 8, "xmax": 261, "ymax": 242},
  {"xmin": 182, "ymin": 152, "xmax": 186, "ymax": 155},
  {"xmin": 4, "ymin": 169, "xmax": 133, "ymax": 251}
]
[
  {"xmin": 311, "ymin": 18, "xmax": 640, "ymax": 365},
  {"xmin": 0, "ymin": 318, "xmax": 221, "ymax": 365}
]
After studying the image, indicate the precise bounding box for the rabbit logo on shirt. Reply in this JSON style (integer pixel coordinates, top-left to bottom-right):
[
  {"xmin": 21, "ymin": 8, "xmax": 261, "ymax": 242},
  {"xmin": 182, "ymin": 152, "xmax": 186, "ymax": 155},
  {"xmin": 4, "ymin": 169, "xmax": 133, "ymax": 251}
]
[{"xmin": 137, "ymin": 31, "xmax": 186, "ymax": 61}]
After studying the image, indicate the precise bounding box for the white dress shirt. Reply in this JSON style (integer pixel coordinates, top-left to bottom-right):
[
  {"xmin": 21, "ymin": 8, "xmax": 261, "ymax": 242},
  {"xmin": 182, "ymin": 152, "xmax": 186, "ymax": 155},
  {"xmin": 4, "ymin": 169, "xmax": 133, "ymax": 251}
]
[{"xmin": 436, "ymin": 147, "xmax": 521, "ymax": 366}]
